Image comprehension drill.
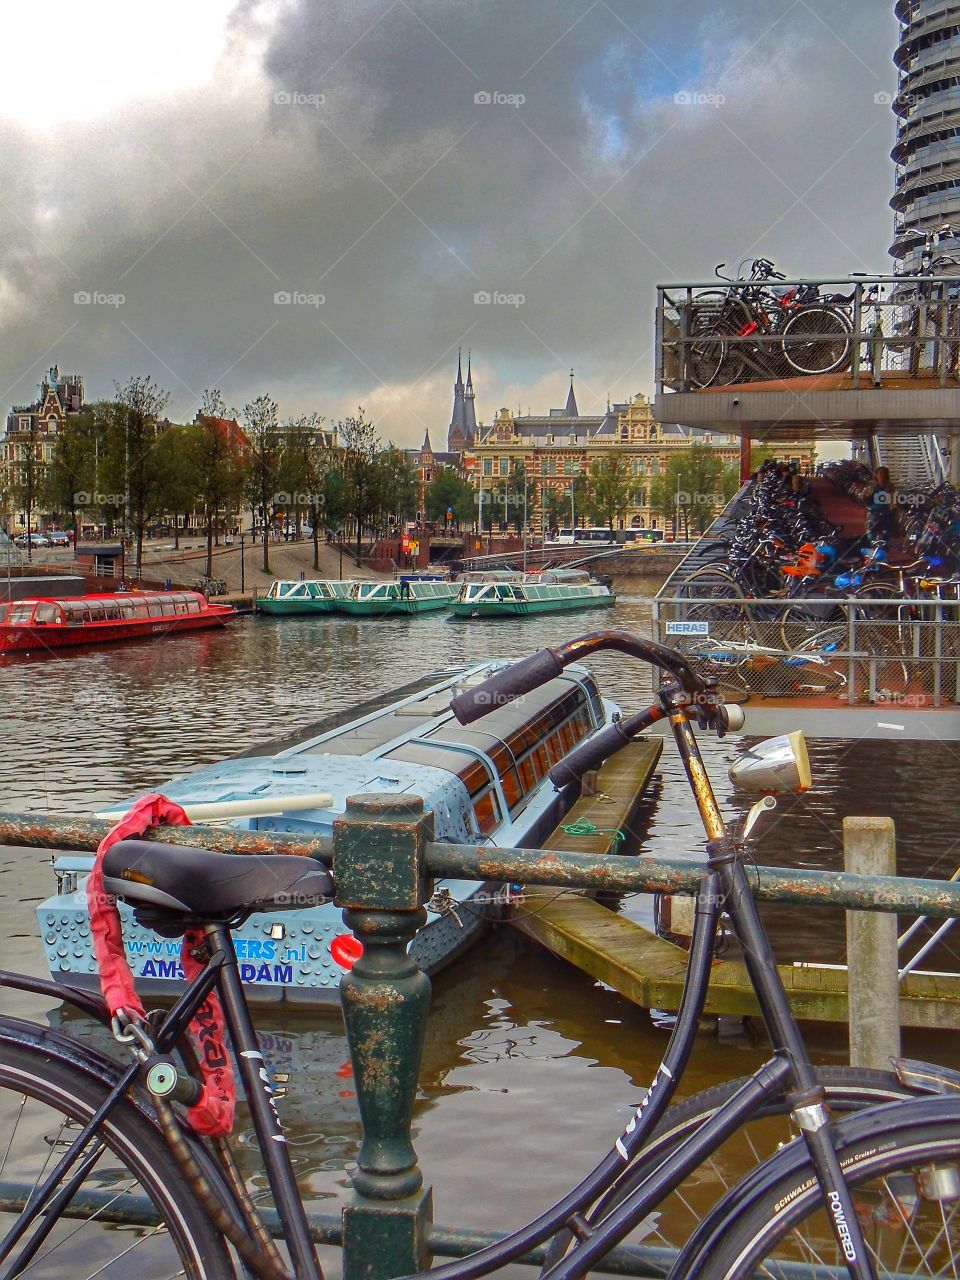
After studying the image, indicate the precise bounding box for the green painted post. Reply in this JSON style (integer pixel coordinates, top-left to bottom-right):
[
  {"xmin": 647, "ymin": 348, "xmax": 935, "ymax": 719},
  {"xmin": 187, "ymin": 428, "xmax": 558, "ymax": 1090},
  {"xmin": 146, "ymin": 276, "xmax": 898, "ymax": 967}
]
[{"xmin": 334, "ymin": 793, "xmax": 434, "ymax": 1280}]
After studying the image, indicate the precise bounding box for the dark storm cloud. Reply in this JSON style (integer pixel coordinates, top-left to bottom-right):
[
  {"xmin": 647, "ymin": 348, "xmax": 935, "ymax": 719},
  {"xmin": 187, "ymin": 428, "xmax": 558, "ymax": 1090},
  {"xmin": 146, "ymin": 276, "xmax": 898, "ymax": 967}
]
[{"xmin": 0, "ymin": 0, "xmax": 898, "ymax": 440}]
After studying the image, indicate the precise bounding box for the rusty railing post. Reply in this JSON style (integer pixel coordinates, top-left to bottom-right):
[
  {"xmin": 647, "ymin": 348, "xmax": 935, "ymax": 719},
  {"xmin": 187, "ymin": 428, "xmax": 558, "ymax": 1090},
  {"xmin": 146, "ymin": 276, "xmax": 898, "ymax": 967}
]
[{"xmin": 334, "ymin": 793, "xmax": 434, "ymax": 1280}]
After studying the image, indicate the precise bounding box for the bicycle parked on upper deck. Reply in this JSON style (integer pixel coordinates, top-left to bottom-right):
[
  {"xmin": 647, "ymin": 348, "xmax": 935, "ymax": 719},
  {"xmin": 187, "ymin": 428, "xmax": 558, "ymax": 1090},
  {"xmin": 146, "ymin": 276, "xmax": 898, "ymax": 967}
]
[{"xmin": 3, "ymin": 630, "xmax": 960, "ymax": 1280}]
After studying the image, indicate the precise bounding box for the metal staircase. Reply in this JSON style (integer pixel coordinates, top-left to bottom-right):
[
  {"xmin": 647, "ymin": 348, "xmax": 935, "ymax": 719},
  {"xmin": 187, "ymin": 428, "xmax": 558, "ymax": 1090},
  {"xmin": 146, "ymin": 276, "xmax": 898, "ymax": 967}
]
[{"xmin": 871, "ymin": 434, "xmax": 947, "ymax": 487}]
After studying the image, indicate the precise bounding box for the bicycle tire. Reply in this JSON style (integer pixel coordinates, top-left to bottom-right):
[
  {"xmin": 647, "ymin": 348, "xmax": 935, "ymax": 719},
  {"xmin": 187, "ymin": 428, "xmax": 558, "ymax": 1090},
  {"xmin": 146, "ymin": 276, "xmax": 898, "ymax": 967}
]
[
  {"xmin": 675, "ymin": 568, "xmax": 749, "ymax": 642},
  {"xmin": 0, "ymin": 1037, "xmax": 235, "ymax": 1279},
  {"xmin": 781, "ymin": 305, "xmax": 852, "ymax": 375},
  {"xmin": 540, "ymin": 1066, "xmax": 922, "ymax": 1277},
  {"xmin": 676, "ymin": 1096, "xmax": 960, "ymax": 1280},
  {"xmin": 689, "ymin": 297, "xmax": 753, "ymax": 388},
  {"xmin": 778, "ymin": 600, "xmax": 844, "ymax": 652}
]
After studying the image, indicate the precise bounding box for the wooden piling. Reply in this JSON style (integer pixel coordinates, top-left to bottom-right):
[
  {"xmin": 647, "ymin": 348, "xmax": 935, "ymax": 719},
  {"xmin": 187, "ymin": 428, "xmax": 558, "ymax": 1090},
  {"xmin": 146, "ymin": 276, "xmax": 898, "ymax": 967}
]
[{"xmin": 844, "ymin": 816, "xmax": 901, "ymax": 1068}]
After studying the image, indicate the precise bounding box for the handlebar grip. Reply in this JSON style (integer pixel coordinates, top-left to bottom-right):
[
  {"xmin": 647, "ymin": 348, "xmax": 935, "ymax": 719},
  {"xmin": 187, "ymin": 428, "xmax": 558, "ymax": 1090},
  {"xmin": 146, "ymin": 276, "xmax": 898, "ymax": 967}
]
[
  {"xmin": 549, "ymin": 720, "xmax": 633, "ymax": 789},
  {"xmin": 450, "ymin": 648, "xmax": 564, "ymax": 724},
  {"xmin": 548, "ymin": 706, "xmax": 663, "ymax": 789}
]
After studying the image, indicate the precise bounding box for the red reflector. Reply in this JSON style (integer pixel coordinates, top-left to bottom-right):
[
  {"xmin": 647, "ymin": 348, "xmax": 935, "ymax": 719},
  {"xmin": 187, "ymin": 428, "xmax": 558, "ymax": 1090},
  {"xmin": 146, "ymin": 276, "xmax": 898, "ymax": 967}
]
[{"xmin": 331, "ymin": 934, "xmax": 363, "ymax": 970}]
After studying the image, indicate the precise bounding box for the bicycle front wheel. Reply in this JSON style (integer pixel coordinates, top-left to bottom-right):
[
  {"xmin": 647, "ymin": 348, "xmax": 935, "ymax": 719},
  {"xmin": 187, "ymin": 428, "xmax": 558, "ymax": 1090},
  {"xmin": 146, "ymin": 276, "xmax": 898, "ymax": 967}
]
[
  {"xmin": 0, "ymin": 1038, "xmax": 234, "ymax": 1279},
  {"xmin": 687, "ymin": 1097, "xmax": 960, "ymax": 1280},
  {"xmin": 781, "ymin": 305, "xmax": 852, "ymax": 375},
  {"xmin": 541, "ymin": 1066, "xmax": 925, "ymax": 1278}
]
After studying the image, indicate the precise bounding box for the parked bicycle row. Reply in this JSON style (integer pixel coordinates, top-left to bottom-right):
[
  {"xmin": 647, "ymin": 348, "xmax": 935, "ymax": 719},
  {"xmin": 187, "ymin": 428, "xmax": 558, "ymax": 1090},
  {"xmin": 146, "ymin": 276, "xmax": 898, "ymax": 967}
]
[{"xmin": 667, "ymin": 250, "xmax": 960, "ymax": 390}]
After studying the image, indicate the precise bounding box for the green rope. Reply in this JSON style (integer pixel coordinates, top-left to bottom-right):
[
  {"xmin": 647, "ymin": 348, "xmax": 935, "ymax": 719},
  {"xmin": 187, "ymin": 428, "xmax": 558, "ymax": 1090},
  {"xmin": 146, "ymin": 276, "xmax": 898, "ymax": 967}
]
[{"xmin": 560, "ymin": 819, "xmax": 625, "ymax": 845}]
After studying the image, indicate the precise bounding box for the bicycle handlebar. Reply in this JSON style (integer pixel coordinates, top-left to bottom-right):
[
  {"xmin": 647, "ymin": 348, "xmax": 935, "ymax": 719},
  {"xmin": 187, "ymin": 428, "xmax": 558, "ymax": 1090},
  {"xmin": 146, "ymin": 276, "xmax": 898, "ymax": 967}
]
[{"xmin": 449, "ymin": 630, "xmax": 706, "ymax": 726}]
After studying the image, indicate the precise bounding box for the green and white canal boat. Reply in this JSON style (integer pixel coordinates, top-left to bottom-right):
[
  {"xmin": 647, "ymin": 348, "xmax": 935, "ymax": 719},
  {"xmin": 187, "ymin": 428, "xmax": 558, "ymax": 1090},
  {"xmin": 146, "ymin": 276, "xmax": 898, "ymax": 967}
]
[
  {"xmin": 256, "ymin": 579, "xmax": 356, "ymax": 615},
  {"xmin": 338, "ymin": 575, "xmax": 458, "ymax": 616},
  {"xmin": 450, "ymin": 568, "xmax": 616, "ymax": 618}
]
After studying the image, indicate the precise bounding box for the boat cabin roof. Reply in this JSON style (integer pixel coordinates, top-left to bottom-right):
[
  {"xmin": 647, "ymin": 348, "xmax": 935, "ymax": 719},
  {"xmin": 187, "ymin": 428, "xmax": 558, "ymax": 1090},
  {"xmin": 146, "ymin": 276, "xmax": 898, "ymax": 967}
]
[
  {"xmin": 0, "ymin": 591, "xmax": 210, "ymax": 625},
  {"xmin": 125, "ymin": 662, "xmax": 607, "ymax": 843}
]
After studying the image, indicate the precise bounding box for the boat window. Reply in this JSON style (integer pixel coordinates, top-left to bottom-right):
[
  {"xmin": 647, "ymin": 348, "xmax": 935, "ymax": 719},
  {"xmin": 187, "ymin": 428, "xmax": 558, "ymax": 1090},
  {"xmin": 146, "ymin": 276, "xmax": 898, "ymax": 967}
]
[
  {"xmin": 34, "ymin": 603, "xmax": 61, "ymax": 624},
  {"xmin": 186, "ymin": 597, "xmax": 201, "ymax": 614},
  {"xmin": 8, "ymin": 603, "xmax": 35, "ymax": 625},
  {"xmin": 147, "ymin": 600, "xmax": 163, "ymax": 617},
  {"xmin": 102, "ymin": 602, "xmax": 122, "ymax": 621},
  {"xmin": 383, "ymin": 741, "xmax": 502, "ymax": 836},
  {"xmin": 160, "ymin": 599, "xmax": 176, "ymax": 617},
  {"xmin": 87, "ymin": 603, "xmax": 106, "ymax": 622}
]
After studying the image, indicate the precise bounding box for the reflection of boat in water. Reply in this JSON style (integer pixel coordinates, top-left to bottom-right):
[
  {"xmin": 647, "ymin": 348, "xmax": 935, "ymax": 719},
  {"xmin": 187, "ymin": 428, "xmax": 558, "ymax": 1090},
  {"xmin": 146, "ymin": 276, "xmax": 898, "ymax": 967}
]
[
  {"xmin": 338, "ymin": 576, "xmax": 457, "ymax": 615},
  {"xmin": 450, "ymin": 569, "xmax": 616, "ymax": 619},
  {"xmin": 43, "ymin": 929, "xmax": 555, "ymax": 1193},
  {"xmin": 256, "ymin": 579, "xmax": 356, "ymax": 615},
  {"xmin": 39, "ymin": 661, "xmax": 619, "ymax": 1005}
]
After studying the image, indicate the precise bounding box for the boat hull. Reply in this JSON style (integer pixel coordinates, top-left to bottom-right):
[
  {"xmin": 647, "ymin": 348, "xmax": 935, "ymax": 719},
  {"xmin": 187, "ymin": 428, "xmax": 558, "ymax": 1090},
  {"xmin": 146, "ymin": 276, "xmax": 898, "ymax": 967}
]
[
  {"xmin": 450, "ymin": 594, "xmax": 616, "ymax": 618},
  {"xmin": 0, "ymin": 611, "xmax": 234, "ymax": 652},
  {"xmin": 339, "ymin": 595, "xmax": 455, "ymax": 615},
  {"xmin": 256, "ymin": 597, "xmax": 344, "ymax": 616}
]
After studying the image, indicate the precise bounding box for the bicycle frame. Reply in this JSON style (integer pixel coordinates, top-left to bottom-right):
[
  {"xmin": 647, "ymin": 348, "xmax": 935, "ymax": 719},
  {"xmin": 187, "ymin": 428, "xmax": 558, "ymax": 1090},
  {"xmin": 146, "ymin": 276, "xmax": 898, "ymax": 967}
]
[{"xmin": 424, "ymin": 686, "xmax": 879, "ymax": 1280}]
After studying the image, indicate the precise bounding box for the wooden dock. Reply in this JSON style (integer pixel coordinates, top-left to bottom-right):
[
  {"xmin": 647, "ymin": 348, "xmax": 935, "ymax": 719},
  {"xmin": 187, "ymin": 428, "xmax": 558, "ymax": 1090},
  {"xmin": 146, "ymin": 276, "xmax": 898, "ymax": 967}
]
[{"xmin": 513, "ymin": 747, "xmax": 960, "ymax": 1029}]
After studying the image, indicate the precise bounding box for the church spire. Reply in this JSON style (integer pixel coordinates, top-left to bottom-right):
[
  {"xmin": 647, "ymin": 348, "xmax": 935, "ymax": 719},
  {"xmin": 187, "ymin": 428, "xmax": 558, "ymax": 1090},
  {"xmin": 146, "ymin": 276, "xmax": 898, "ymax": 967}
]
[
  {"xmin": 447, "ymin": 347, "xmax": 467, "ymax": 450},
  {"xmin": 564, "ymin": 368, "xmax": 579, "ymax": 417},
  {"xmin": 463, "ymin": 351, "xmax": 477, "ymax": 445}
]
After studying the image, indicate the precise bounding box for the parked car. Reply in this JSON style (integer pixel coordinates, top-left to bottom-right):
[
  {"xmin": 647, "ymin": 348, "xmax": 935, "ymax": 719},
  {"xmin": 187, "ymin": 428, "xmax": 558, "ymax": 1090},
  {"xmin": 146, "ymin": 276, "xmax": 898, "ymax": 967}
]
[
  {"xmin": 45, "ymin": 531, "xmax": 71, "ymax": 547},
  {"xmin": 13, "ymin": 532, "xmax": 49, "ymax": 548}
]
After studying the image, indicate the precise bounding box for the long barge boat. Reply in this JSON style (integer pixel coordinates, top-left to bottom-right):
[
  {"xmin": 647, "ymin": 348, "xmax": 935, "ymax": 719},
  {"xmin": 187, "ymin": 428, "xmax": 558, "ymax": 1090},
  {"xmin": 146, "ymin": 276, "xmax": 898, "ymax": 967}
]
[
  {"xmin": 0, "ymin": 590, "xmax": 236, "ymax": 653},
  {"xmin": 39, "ymin": 660, "xmax": 620, "ymax": 1005},
  {"xmin": 450, "ymin": 569, "xmax": 616, "ymax": 618},
  {"xmin": 256, "ymin": 579, "xmax": 356, "ymax": 615}
]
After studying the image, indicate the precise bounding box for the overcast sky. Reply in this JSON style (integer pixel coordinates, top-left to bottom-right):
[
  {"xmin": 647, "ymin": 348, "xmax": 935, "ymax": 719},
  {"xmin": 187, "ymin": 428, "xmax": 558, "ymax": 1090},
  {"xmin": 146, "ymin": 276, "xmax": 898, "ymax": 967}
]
[{"xmin": 0, "ymin": 0, "xmax": 900, "ymax": 445}]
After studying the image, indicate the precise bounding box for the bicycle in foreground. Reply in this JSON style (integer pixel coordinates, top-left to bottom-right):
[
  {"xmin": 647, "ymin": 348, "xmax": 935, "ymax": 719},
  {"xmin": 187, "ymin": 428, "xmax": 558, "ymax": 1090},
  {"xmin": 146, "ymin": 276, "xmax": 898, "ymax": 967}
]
[{"xmin": 3, "ymin": 629, "xmax": 960, "ymax": 1280}]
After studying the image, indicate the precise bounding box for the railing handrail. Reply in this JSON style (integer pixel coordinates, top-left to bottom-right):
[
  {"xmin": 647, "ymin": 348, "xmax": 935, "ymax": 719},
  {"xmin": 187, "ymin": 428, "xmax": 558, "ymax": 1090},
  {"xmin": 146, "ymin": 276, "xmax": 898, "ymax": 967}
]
[
  {"xmin": 657, "ymin": 272, "xmax": 960, "ymax": 289},
  {"xmin": 2, "ymin": 811, "xmax": 960, "ymax": 917}
]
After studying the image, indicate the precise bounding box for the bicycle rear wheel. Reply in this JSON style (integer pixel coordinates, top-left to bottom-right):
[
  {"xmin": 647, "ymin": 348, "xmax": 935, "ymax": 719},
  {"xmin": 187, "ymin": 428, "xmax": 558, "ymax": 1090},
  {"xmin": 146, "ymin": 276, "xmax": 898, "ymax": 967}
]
[
  {"xmin": 781, "ymin": 306, "xmax": 852, "ymax": 375},
  {"xmin": 683, "ymin": 1097, "xmax": 960, "ymax": 1280},
  {"xmin": 0, "ymin": 1037, "xmax": 234, "ymax": 1279}
]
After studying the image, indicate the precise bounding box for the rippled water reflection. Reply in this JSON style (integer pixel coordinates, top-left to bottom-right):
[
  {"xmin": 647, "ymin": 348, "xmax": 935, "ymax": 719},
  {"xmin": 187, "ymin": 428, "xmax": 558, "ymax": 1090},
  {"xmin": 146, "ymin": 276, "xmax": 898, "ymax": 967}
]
[{"xmin": 2, "ymin": 585, "xmax": 959, "ymax": 1271}]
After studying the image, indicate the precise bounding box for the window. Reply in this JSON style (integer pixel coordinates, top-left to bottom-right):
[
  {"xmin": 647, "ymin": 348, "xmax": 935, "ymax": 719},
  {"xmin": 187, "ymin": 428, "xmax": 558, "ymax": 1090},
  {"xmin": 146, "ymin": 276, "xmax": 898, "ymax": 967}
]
[
  {"xmin": 499, "ymin": 458, "xmax": 508, "ymax": 476},
  {"xmin": 483, "ymin": 458, "xmax": 492, "ymax": 476}
]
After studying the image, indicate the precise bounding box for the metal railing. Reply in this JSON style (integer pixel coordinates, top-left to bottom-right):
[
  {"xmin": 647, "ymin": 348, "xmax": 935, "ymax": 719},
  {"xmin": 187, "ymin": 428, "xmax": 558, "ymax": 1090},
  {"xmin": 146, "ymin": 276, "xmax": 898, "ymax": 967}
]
[
  {"xmin": 3, "ymin": 808, "xmax": 960, "ymax": 1280},
  {"xmin": 652, "ymin": 594, "xmax": 960, "ymax": 707},
  {"xmin": 655, "ymin": 272, "xmax": 960, "ymax": 395}
]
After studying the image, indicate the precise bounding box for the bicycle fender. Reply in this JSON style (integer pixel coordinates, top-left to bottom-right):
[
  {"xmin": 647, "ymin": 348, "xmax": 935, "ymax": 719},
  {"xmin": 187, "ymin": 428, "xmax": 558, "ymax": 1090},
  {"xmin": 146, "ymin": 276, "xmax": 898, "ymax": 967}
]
[
  {"xmin": 895, "ymin": 1056, "xmax": 960, "ymax": 1095},
  {"xmin": 667, "ymin": 1095, "xmax": 960, "ymax": 1280}
]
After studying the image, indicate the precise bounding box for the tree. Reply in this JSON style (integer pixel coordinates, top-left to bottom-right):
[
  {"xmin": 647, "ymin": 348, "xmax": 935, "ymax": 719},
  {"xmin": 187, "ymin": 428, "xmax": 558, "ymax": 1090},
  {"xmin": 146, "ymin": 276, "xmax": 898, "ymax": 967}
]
[
  {"xmin": 424, "ymin": 467, "xmax": 475, "ymax": 529},
  {"xmin": 242, "ymin": 395, "xmax": 282, "ymax": 573},
  {"xmin": 183, "ymin": 420, "xmax": 245, "ymax": 576},
  {"xmin": 541, "ymin": 484, "xmax": 566, "ymax": 534},
  {"xmin": 274, "ymin": 413, "xmax": 328, "ymax": 568},
  {"xmin": 338, "ymin": 410, "xmax": 380, "ymax": 562},
  {"xmin": 674, "ymin": 443, "xmax": 728, "ymax": 536},
  {"xmin": 45, "ymin": 410, "xmax": 97, "ymax": 542},
  {"xmin": 152, "ymin": 425, "xmax": 201, "ymax": 552},
  {"xmin": 109, "ymin": 376, "xmax": 170, "ymax": 572},
  {"xmin": 372, "ymin": 446, "xmax": 419, "ymax": 532},
  {"xmin": 580, "ymin": 450, "xmax": 637, "ymax": 534}
]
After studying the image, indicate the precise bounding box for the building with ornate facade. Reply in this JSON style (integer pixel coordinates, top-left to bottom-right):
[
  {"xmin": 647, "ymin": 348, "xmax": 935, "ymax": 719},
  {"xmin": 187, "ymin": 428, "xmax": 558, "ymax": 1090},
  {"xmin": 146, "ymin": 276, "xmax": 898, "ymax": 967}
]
[
  {"xmin": 408, "ymin": 357, "xmax": 815, "ymax": 533},
  {"xmin": 1, "ymin": 366, "xmax": 85, "ymax": 534},
  {"xmin": 472, "ymin": 374, "xmax": 814, "ymax": 533}
]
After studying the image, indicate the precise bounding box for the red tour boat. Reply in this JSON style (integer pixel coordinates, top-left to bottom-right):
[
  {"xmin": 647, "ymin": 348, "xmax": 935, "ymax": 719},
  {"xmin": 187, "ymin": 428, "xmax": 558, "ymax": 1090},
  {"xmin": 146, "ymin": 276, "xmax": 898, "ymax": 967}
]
[{"xmin": 0, "ymin": 590, "xmax": 237, "ymax": 653}]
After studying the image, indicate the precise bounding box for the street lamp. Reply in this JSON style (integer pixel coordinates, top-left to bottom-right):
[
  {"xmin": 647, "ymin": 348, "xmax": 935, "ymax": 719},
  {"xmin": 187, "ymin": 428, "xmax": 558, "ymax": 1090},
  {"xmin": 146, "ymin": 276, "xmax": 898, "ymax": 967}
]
[{"xmin": 240, "ymin": 533, "xmax": 245, "ymax": 594}]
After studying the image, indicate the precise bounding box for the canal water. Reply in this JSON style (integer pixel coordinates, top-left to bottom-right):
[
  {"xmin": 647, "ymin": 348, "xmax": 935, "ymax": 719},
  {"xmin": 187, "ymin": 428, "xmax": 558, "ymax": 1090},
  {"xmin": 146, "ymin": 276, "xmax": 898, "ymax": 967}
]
[{"xmin": 2, "ymin": 583, "xmax": 959, "ymax": 1273}]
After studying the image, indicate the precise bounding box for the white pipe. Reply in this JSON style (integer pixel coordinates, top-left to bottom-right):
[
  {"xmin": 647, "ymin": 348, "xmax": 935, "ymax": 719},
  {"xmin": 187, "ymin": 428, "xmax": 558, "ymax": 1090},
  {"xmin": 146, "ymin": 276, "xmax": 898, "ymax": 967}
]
[{"xmin": 95, "ymin": 793, "xmax": 334, "ymax": 822}]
